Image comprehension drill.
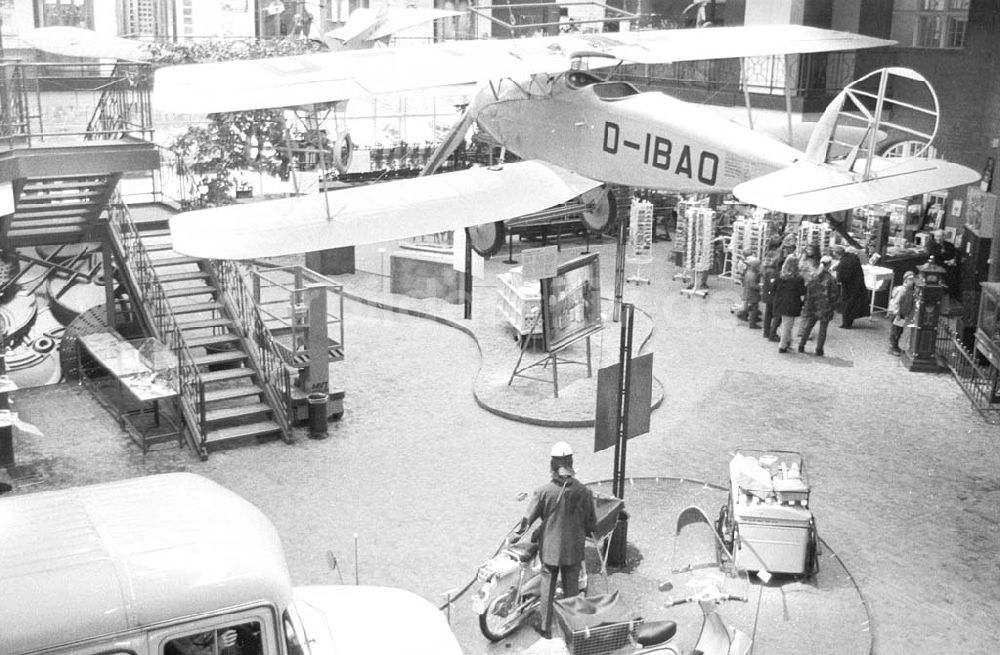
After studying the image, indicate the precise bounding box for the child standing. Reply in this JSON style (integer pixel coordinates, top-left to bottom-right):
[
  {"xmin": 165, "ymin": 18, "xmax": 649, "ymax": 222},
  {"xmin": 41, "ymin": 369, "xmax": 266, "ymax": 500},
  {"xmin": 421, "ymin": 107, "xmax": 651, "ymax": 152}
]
[{"xmin": 887, "ymin": 271, "xmax": 916, "ymax": 355}]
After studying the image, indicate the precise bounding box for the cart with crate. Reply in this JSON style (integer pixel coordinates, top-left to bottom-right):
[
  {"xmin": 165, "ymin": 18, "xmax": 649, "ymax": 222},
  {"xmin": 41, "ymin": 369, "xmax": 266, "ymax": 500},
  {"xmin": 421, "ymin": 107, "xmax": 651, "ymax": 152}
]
[
  {"xmin": 715, "ymin": 449, "xmax": 819, "ymax": 577},
  {"xmin": 496, "ymin": 266, "xmax": 542, "ymax": 341}
]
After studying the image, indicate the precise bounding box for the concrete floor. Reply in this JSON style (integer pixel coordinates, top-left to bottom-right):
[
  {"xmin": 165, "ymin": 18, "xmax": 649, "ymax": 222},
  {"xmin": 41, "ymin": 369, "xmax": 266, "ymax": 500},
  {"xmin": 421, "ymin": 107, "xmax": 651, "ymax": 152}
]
[{"xmin": 4, "ymin": 232, "xmax": 999, "ymax": 655}]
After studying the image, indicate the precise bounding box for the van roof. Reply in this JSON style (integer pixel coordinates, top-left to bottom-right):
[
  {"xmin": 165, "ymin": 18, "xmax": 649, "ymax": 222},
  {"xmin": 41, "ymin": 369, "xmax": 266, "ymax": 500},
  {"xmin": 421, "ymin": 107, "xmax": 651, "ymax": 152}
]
[{"xmin": 0, "ymin": 473, "xmax": 293, "ymax": 655}]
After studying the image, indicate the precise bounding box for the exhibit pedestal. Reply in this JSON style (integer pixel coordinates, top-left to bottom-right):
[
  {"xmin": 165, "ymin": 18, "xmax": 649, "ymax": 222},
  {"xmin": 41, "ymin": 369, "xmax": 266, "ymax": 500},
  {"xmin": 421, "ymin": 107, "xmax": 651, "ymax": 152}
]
[
  {"xmin": 306, "ymin": 247, "xmax": 355, "ymax": 275},
  {"xmin": 390, "ymin": 250, "xmax": 462, "ymax": 304}
]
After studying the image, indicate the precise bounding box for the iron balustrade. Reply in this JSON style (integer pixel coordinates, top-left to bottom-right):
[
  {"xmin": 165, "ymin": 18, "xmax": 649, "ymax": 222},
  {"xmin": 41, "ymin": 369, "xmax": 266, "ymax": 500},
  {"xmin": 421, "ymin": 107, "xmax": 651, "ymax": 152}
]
[
  {"xmin": 935, "ymin": 319, "xmax": 1000, "ymax": 425},
  {"xmin": 0, "ymin": 59, "xmax": 153, "ymax": 149},
  {"xmin": 104, "ymin": 187, "xmax": 210, "ymax": 453},
  {"xmin": 209, "ymin": 259, "xmax": 296, "ymax": 433}
]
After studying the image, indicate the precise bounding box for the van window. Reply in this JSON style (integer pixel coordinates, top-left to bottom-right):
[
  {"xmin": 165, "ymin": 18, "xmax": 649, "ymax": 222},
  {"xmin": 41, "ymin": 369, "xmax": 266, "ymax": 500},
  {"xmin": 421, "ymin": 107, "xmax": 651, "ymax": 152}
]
[
  {"xmin": 281, "ymin": 609, "xmax": 306, "ymax": 655},
  {"xmin": 163, "ymin": 621, "xmax": 263, "ymax": 655}
]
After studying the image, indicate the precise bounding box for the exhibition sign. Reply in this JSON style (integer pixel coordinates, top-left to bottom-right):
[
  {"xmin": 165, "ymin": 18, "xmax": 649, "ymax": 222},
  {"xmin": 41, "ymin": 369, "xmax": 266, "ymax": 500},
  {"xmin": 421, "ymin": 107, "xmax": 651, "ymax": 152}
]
[{"xmin": 540, "ymin": 253, "xmax": 602, "ymax": 352}]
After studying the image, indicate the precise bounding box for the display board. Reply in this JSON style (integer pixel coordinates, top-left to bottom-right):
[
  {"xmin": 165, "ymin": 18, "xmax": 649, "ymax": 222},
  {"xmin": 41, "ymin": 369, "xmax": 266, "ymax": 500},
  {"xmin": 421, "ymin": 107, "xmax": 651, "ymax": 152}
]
[{"xmin": 540, "ymin": 253, "xmax": 602, "ymax": 352}]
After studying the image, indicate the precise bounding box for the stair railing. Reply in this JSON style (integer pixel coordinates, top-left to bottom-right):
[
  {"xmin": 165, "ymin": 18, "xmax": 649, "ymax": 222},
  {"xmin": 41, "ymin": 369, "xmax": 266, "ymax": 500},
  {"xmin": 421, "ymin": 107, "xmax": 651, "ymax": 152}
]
[
  {"xmin": 85, "ymin": 61, "xmax": 154, "ymax": 142},
  {"xmin": 208, "ymin": 259, "xmax": 295, "ymax": 439},
  {"xmin": 104, "ymin": 186, "xmax": 210, "ymax": 456}
]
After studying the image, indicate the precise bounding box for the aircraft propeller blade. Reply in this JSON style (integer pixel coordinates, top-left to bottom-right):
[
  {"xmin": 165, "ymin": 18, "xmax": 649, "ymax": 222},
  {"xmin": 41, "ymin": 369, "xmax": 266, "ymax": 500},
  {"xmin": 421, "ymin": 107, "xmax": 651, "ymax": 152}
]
[{"xmin": 421, "ymin": 105, "xmax": 475, "ymax": 177}]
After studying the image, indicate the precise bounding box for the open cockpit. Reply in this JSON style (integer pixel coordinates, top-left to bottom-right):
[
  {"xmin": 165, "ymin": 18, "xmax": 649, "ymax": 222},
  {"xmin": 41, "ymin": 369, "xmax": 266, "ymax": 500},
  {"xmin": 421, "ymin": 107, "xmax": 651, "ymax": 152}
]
[{"xmin": 565, "ymin": 69, "xmax": 640, "ymax": 100}]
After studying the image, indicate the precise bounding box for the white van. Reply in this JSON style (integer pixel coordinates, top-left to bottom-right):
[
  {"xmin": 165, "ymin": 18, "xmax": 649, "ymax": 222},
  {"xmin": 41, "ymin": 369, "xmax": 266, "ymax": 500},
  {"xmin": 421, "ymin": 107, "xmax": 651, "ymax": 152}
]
[{"xmin": 0, "ymin": 473, "xmax": 463, "ymax": 655}]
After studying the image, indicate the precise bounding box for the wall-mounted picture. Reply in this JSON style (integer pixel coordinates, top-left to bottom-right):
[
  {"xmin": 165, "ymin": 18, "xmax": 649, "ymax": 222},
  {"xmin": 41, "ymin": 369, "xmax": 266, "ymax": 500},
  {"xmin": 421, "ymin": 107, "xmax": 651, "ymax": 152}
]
[{"xmin": 540, "ymin": 253, "xmax": 602, "ymax": 352}]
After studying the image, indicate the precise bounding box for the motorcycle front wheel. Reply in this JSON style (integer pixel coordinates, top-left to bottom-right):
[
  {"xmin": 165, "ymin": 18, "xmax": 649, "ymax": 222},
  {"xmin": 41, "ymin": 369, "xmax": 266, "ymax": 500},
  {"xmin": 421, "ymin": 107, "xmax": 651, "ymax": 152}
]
[{"xmin": 479, "ymin": 589, "xmax": 527, "ymax": 642}]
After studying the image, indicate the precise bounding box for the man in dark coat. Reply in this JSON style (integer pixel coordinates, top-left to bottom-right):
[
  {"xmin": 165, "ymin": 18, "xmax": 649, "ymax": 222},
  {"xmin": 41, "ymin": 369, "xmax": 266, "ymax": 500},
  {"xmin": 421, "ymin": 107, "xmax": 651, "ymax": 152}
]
[
  {"xmin": 833, "ymin": 245, "xmax": 869, "ymax": 328},
  {"xmin": 519, "ymin": 441, "xmax": 597, "ymax": 639}
]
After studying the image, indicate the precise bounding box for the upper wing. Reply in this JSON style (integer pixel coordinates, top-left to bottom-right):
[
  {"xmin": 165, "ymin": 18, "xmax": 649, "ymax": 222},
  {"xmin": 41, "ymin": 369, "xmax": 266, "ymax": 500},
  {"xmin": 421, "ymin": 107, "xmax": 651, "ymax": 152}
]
[
  {"xmin": 733, "ymin": 157, "xmax": 980, "ymax": 216},
  {"xmin": 369, "ymin": 8, "xmax": 466, "ymax": 41},
  {"xmin": 168, "ymin": 161, "xmax": 601, "ymax": 260},
  {"xmin": 20, "ymin": 26, "xmax": 150, "ymax": 61},
  {"xmin": 153, "ymin": 25, "xmax": 893, "ymax": 113}
]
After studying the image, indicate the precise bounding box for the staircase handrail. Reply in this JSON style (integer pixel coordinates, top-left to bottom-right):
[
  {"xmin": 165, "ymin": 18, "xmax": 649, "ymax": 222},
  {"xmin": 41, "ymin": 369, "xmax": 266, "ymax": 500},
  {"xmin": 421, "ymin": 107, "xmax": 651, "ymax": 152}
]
[
  {"xmin": 85, "ymin": 61, "xmax": 154, "ymax": 142},
  {"xmin": 208, "ymin": 259, "xmax": 295, "ymax": 437},
  {"xmin": 104, "ymin": 186, "xmax": 210, "ymax": 456}
]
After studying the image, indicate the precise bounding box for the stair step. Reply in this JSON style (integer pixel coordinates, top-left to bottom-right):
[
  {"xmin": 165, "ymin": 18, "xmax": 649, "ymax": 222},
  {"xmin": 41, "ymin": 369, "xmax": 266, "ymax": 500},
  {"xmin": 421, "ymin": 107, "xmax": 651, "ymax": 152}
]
[
  {"xmin": 22, "ymin": 178, "xmax": 107, "ymax": 192},
  {"xmin": 158, "ymin": 270, "xmax": 209, "ymax": 283},
  {"xmin": 205, "ymin": 402, "xmax": 272, "ymax": 423},
  {"xmin": 204, "ymin": 420, "xmax": 283, "ymax": 445},
  {"xmin": 167, "ymin": 301, "xmax": 224, "ymax": 315},
  {"xmin": 152, "ymin": 255, "xmax": 200, "ymax": 267},
  {"xmin": 139, "ymin": 228, "xmax": 172, "ymax": 238},
  {"xmin": 19, "ymin": 189, "xmax": 104, "ymax": 203},
  {"xmin": 200, "ymin": 367, "xmax": 255, "ymax": 384},
  {"xmin": 203, "ymin": 384, "xmax": 263, "ymax": 403},
  {"xmin": 10, "ymin": 216, "xmax": 89, "ymax": 228},
  {"xmin": 7, "ymin": 226, "xmax": 90, "ymax": 240},
  {"xmin": 178, "ymin": 317, "xmax": 233, "ymax": 330},
  {"xmin": 193, "ymin": 350, "xmax": 247, "ymax": 366},
  {"xmin": 184, "ymin": 333, "xmax": 240, "ymax": 348},
  {"xmin": 164, "ymin": 285, "xmax": 216, "ymax": 299},
  {"xmin": 144, "ymin": 242, "xmax": 175, "ymax": 252},
  {"xmin": 15, "ymin": 203, "xmax": 98, "ymax": 217}
]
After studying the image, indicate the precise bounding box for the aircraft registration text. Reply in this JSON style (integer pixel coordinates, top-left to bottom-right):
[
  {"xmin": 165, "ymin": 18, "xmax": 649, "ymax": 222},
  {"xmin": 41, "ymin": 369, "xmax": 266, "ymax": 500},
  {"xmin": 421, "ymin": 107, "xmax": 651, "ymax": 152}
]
[{"xmin": 602, "ymin": 121, "xmax": 719, "ymax": 186}]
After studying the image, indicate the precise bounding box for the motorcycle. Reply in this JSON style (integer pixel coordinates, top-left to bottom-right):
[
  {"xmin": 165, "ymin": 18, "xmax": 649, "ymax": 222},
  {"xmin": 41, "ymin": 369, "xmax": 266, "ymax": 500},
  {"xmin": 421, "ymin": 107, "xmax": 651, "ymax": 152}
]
[{"xmin": 472, "ymin": 493, "xmax": 625, "ymax": 642}]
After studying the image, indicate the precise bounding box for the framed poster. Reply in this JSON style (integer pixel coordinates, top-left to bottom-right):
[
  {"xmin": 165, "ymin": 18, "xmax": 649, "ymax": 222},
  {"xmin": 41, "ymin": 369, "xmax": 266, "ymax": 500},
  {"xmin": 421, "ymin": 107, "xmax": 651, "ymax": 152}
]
[{"xmin": 540, "ymin": 253, "xmax": 602, "ymax": 352}]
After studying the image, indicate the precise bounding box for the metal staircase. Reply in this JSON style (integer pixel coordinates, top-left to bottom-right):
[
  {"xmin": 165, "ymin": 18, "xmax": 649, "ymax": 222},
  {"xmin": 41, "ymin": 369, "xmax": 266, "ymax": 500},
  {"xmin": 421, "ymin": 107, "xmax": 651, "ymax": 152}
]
[
  {"xmin": 105, "ymin": 194, "xmax": 294, "ymax": 458},
  {"xmin": 4, "ymin": 174, "xmax": 121, "ymax": 248}
]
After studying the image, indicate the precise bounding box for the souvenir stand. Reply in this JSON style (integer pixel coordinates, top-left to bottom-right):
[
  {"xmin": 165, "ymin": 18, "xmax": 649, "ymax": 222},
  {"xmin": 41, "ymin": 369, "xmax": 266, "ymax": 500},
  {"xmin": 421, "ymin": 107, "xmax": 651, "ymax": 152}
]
[
  {"xmin": 626, "ymin": 199, "xmax": 654, "ymax": 285},
  {"xmin": 674, "ymin": 199, "xmax": 716, "ymax": 298},
  {"xmin": 728, "ymin": 208, "xmax": 781, "ymax": 282}
]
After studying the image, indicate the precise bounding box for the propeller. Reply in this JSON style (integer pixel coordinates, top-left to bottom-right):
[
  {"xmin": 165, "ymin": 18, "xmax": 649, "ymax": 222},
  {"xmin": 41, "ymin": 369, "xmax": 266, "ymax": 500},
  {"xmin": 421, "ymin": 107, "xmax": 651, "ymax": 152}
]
[
  {"xmin": 421, "ymin": 104, "xmax": 475, "ymax": 177},
  {"xmin": 825, "ymin": 210, "xmax": 863, "ymax": 249}
]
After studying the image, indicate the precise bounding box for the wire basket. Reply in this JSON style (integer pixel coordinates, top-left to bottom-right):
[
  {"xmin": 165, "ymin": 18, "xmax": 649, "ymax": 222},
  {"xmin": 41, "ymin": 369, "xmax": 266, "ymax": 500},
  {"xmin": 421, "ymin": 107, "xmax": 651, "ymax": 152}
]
[{"xmin": 558, "ymin": 618, "xmax": 642, "ymax": 655}]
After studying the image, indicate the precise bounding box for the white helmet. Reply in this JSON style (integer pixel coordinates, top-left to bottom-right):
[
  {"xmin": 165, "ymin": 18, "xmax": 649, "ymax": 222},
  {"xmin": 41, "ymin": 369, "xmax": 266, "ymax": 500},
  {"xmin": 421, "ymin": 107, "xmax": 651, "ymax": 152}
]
[{"xmin": 550, "ymin": 441, "xmax": 573, "ymax": 457}]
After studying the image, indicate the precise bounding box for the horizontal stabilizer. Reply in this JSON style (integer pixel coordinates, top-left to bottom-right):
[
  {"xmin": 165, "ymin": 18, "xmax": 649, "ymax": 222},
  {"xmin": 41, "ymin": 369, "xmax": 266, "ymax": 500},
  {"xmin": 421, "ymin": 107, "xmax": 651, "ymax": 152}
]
[
  {"xmin": 169, "ymin": 161, "xmax": 600, "ymax": 260},
  {"xmin": 733, "ymin": 158, "xmax": 980, "ymax": 216}
]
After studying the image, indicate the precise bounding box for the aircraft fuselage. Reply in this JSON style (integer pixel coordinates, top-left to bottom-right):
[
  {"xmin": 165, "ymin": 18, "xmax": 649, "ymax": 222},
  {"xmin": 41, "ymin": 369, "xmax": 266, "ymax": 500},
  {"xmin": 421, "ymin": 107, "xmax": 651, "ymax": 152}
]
[{"xmin": 473, "ymin": 74, "xmax": 804, "ymax": 193}]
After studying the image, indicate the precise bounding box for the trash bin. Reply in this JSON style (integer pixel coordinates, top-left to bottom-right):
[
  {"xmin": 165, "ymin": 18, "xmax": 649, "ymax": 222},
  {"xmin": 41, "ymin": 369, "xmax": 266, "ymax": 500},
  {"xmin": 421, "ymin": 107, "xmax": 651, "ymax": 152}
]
[
  {"xmin": 605, "ymin": 510, "xmax": 629, "ymax": 568},
  {"xmin": 307, "ymin": 392, "xmax": 329, "ymax": 439}
]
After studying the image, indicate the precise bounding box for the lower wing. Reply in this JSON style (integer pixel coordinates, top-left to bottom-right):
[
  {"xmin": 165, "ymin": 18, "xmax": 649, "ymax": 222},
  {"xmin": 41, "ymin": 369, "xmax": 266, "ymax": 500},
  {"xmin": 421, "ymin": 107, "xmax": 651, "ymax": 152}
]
[
  {"xmin": 733, "ymin": 157, "xmax": 980, "ymax": 216},
  {"xmin": 169, "ymin": 161, "xmax": 600, "ymax": 260}
]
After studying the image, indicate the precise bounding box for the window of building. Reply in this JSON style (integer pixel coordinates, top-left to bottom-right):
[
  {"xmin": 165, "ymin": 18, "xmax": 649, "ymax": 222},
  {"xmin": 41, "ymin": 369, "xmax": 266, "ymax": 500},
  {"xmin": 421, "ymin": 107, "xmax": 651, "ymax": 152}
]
[
  {"xmin": 892, "ymin": 0, "xmax": 970, "ymax": 49},
  {"xmin": 35, "ymin": 0, "xmax": 93, "ymax": 28}
]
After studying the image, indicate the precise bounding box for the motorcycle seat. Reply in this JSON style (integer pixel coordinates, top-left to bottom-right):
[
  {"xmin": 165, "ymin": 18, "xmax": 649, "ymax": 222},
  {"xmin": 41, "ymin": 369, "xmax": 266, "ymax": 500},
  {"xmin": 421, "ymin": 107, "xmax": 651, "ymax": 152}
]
[
  {"xmin": 509, "ymin": 542, "xmax": 539, "ymax": 562},
  {"xmin": 635, "ymin": 620, "xmax": 677, "ymax": 647}
]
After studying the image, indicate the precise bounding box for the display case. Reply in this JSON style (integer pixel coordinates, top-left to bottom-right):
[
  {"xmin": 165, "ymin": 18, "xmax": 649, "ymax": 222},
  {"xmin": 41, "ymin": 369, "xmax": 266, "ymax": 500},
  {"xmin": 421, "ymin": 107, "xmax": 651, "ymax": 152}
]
[{"xmin": 975, "ymin": 283, "xmax": 1000, "ymax": 372}]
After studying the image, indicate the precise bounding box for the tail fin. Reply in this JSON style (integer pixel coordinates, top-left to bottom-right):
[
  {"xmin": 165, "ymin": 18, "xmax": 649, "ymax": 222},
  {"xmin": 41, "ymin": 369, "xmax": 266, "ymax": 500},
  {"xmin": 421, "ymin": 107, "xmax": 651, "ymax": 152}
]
[
  {"xmin": 805, "ymin": 68, "xmax": 940, "ymax": 171},
  {"xmin": 735, "ymin": 67, "xmax": 980, "ymax": 215}
]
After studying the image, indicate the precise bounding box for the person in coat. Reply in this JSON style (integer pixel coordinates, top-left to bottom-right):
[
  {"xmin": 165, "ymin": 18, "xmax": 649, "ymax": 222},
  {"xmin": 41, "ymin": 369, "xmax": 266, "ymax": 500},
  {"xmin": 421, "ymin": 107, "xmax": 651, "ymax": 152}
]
[
  {"xmin": 741, "ymin": 255, "xmax": 762, "ymax": 329},
  {"xmin": 773, "ymin": 256, "xmax": 806, "ymax": 353},
  {"xmin": 887, "ymin": 271, "xmax": 917, "ymax": 355},
  {"xmin": 761, "ymin": 260, "xmax": 780, "ymax": 341},
  {"xmin": 798, "ymin": 255, "xmax": 840, "ymax": 357},
  {"xmin": 833, "ymin": 245, "xmax": 869, "ymax": 328},
  {"xmin": 518, "ymin": 441, "xmax": 597, "ymax": 639}
]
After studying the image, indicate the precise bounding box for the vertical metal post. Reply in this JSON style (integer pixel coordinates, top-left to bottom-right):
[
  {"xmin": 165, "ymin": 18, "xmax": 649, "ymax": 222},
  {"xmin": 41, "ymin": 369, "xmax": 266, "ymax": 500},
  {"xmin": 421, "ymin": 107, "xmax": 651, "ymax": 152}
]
[
  {"xmin": 464, "ymin": 235, "xmax": 472, "ymax": 320},
  {"xmin": 0, "ymin": 318, "xmax": 12, "ymax": 468},
  {"xmin": 101, "ymin": 226, "xmax": 116, "ymax": 328},
  {"xmin": 613, "ymin": 210, "xmax": 627, "ymax": 322},
  {"xmin": 612, "ymin": 303, "xmax": 634, "ymax": 500}
]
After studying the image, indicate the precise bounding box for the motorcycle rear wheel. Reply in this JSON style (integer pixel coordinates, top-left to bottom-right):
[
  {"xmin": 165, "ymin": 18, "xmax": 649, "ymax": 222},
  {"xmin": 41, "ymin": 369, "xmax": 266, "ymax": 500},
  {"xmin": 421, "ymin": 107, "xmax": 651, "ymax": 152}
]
[{"xmin": 479, "ymin": 590, "xmax": 527, "ymax": 642}]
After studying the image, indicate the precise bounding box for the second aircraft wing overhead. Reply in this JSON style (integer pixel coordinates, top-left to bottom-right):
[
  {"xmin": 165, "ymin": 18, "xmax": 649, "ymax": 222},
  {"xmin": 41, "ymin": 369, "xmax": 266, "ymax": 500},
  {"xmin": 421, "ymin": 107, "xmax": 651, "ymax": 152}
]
[{"xmin": 153, "ymin": 25, "xmax": 894, "ymax": 114}]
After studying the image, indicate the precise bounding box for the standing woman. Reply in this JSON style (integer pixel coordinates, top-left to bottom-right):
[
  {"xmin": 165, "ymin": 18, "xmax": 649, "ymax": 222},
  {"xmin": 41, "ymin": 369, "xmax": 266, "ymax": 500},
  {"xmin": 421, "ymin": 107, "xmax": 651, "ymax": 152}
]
[{"xmin": 773, "ymin": 256, "xmax": 806, "ymax": 354}]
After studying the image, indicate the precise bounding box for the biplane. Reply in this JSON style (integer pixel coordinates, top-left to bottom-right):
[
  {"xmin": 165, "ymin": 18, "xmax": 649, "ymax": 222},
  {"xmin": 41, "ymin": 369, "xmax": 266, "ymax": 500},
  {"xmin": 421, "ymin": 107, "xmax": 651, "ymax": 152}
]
[
  {"xmin": 152, "ymin": 25, "xmax": 980, "ymax": 260},
  {"xmin": 324, "ymin": 5, "xmax": 465, "ymax": 51}
]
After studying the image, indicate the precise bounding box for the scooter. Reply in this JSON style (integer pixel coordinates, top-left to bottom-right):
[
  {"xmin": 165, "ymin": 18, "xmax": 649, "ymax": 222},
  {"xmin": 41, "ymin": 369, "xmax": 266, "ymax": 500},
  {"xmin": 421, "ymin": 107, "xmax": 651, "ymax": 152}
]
[
  {"xmin": 471, "ymin": 522, "xmax": 589, "ymax": 642},
  {"xmin": 557, "ymin": 582, "xmax": 750, "ymax": 655}
]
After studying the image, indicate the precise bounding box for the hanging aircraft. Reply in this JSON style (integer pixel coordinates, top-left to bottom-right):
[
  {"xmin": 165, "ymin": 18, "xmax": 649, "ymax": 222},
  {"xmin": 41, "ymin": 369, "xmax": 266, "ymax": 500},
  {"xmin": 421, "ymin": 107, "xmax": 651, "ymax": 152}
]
[
  {"xmin": 324, "ymin": 4, "xmax": 465, "ymax": 50},
  {"xmin": 152, "ymin": 24, "xmax": 981, "ymax": 260}
]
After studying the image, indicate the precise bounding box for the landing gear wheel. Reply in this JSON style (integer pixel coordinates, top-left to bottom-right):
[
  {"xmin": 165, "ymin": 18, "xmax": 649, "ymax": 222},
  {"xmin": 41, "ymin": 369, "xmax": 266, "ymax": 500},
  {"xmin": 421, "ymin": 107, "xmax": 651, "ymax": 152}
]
[
  {"xmin": 805, "ymin": 518, "xmax": 821, "ymax": 578},
  {"xmin": 467, "ymin": 221, "xmax": 506, "ymax": 258},
  {"xmin": 333, "ymin": 132, "xmax": 354, "ymax": 175},
  {"xmin": 479, "ymin": 590, "xmax": 521, "ymax": 642},
  {"xmin": 580, "ymin": 186, "xmax": 615, "ymax": 234},
  {"xmin": 715, "ymin": 502, "xmax": 734, "ymax": 562}
]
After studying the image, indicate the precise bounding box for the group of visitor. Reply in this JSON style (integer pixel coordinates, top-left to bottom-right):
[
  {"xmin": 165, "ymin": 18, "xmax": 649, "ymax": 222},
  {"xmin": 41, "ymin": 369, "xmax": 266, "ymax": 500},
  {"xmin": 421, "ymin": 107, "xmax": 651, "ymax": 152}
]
[{"xmin": 738, "ymin": 236, "xmax": 873, "ymax": 357}]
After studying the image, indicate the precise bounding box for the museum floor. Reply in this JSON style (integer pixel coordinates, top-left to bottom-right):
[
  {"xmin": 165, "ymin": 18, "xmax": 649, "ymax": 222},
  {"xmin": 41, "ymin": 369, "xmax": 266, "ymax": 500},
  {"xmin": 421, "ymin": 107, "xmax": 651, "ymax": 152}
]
[{"xmin": 4, "ymin": 233, "xmax": 999, "ymax": 655}]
